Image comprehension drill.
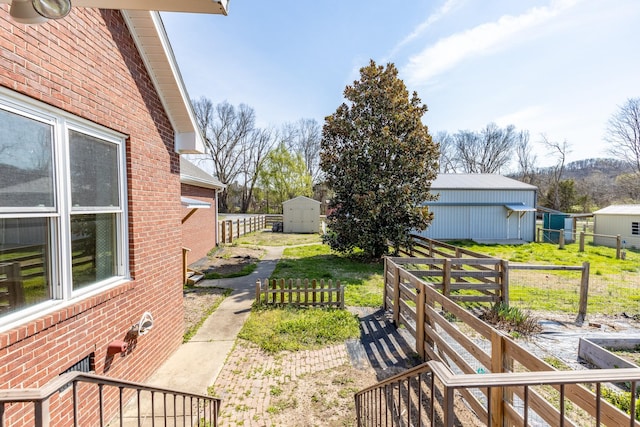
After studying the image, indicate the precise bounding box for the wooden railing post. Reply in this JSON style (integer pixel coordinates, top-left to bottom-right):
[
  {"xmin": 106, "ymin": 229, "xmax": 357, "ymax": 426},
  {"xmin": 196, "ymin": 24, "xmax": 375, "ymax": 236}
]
[
  {"xmin": 579, "ymin": 231, "xmax": 585, "ymax": 252},
  {"xmin": 415, "ymin": 282, "xmax": 426, "ymax": 359},
  {"xmin": 383, "ymin": 257, "xmax": 388, "ymax": 310},
  {"xmin": 490, "ymin": 331, "xmax": 506, "ymax": 427},
  {"xmin": 392, "ymin": 263, "xmax": 401, "ymax": 326},
  {"xmin": 576, "ymin": 261, "xmax": 590, "ymax": 324}
]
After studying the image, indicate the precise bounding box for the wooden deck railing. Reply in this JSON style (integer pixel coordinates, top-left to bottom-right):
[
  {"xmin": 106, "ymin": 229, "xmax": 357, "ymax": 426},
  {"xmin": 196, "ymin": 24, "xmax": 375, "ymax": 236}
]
[
  {"xmin": 355, "ymin": 360, "xmax": 640, "ymax": 426},
  {"xmin": 0, "ymin": 371, "xmax": 221, "ymax": 427},
  {"xmin": 371, "ymin": 257, "xmax": 640, "ymax": 426},
  {"xmin": 255, "ymin": 278, "xmax": 344, "ymax": 308}
]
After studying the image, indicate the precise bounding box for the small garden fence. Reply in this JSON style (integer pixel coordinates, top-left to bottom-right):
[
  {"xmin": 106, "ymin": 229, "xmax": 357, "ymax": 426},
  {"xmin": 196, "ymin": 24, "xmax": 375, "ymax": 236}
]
[
  {"xmin": 255, "ymin": 278, "xmax": 344, "ymax": 308},
  {"xmin": 372, "ymin": 257, "xmax": 640, "ymax": 426}
]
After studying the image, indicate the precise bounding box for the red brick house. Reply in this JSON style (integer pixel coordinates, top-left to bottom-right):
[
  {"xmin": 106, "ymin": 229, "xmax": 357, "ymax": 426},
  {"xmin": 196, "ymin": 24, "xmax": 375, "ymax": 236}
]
[
  {"xmin": 0, "ymin": 2, "xmax": 227, "ymax": 425},
  {"xmin": 181, "ymin": 157, "xmax": 225, "ymax": 263}
]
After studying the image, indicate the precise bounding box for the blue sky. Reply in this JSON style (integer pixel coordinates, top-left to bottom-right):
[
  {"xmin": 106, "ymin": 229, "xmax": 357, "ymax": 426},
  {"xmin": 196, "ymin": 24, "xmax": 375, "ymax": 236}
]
[{"xmin": 161, "ymin": 0, "xmax": 640, "ymax": 168}]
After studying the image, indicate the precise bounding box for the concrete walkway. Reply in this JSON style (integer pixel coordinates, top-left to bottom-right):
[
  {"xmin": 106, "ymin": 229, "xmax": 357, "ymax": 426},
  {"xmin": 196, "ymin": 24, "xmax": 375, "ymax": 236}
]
[
  {"xmin": 144, "ymin": 246, "xmax": 284, "ymax": 394},
  {"xmin": 118, "ymin": 246, "xmax": 284, "ymax": 426}
]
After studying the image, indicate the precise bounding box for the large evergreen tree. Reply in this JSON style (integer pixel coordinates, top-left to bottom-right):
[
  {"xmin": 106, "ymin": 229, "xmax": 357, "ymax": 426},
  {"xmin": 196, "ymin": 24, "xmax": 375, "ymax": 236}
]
[{"xmin": 320, "ymin": 60, "xmax": 439, "ymax": 258}]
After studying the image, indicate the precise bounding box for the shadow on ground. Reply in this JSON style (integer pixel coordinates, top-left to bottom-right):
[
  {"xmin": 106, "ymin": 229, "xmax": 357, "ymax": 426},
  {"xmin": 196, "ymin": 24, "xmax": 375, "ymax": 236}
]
[{"xmin": 347, "ymin": 307, "xmax": 422, "ymax": 381}]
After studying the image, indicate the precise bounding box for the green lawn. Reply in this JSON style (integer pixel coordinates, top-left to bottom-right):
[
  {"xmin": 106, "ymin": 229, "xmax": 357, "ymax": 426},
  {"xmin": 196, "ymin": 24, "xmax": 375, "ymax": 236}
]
[
  {"xmin": 448, "ymin": 240, "xmax": 640, "ymax": 315},
  {"xmin": 271, "ymin": 244, "xmax": 384, "ymax": 307}
]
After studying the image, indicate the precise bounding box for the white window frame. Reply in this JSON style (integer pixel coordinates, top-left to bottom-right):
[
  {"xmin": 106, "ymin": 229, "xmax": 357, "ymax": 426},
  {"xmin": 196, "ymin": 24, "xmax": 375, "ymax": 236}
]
[{"xmin": 0, "ymin": 89, "xmax": 130, "ymax": 331}]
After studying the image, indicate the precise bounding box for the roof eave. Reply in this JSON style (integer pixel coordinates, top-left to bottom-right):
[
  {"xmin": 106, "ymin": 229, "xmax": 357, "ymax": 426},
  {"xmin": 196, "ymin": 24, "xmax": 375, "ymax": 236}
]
[{"xmin": 122, "ymin": 10, "xmax": 209, "ymax": 154}]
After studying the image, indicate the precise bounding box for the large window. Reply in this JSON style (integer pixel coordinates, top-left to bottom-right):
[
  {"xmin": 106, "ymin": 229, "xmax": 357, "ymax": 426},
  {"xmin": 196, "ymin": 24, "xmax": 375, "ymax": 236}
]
[{"xmin": 0, "ymin": 95, "xmax": 128, "ymax": 323}]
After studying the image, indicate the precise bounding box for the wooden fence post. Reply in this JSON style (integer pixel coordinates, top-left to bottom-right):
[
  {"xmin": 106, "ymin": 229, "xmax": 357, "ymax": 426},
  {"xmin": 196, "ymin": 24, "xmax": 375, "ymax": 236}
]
[
  {"xmin": 442, "ymin": 259, "xmax": 451, "ymax": 298},
  {"xmin": 576, "ymin": 261, "xmax": 590, "ymax": 324},
  {"xmin": 255, "ymin": 279, "xmax": 262, "ymax": 304},
  {"xmin": 500, "ymin": 259, "xmax": 509, "ymax": 305},
  {"xmin": 579, "ymin": 231, "xmax": 585, "ymax": 252},
  {"xmin": 415, "ymin": 282, "xmax": 426, "ymax": 359},
  {"xmin": 559, "ymin": 229, "xmax": 565, "ymax": 249},
  {"xmin": 616, "ymin": 235, "xmax": 621, "ymax": 259}
]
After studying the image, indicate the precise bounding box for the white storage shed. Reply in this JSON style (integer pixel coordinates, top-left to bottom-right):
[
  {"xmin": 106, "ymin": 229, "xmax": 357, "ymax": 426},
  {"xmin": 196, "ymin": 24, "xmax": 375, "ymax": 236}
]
[
  {"xmin": 593, "ymin": 205, "xmax": 640, "ymax": 249},
  {"xmin": 418, "ymin": 174, "xmax": 538, "ymax": 242},
  {"xmin": 282, "ymin": 196, "xmax": 321, "ymax": 233}
]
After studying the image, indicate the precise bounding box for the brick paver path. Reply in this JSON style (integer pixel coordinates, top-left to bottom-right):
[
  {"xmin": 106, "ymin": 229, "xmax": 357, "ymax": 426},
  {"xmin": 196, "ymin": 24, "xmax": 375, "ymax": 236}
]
[{"xmin": 212, "ymin": 308, "xmax": 419, "ymax": 427}]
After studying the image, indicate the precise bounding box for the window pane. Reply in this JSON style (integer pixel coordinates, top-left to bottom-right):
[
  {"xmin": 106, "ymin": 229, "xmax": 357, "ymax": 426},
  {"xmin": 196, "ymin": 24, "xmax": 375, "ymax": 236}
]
[
  {"xmin": 69, "ymin": 131, "xmax": 119, "ymax": 208},
  {"xmin": 0, "ymin": 108, "xmax": 54, "ymax": 208},
  {"xmin": 71, "ymin": 214, "xmax": 117, "ymax": 290},
  {"xmin": 0, "ymin": 218, "xmax": 52, "ymax": 316}
]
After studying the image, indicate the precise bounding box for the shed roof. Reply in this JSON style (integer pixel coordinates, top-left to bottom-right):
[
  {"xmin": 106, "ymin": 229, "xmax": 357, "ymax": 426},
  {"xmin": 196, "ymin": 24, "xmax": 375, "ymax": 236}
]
[
  {"xmin": 282, "ymin": 196, "xmax": 321, "ymax": 205},
  {"xmin": 180, "ymin": 158, "xmax": 225, "ymax": 190},
  {"xmin": 431, "ymin": 174, "xmax": 537, "ymax": 191},
  {"xmin": 593, "ymin": 205, "xmax": 640, "ymax": 215}
]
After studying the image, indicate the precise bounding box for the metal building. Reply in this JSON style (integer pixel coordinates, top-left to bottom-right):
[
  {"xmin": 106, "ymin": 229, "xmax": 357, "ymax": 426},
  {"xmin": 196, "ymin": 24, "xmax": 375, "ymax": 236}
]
[
  {"xmin": 282, "ymin": 196, "xmax": 321, "ymax": 233},
  {"xmin": 418, "ymin": 174, "xmax": 538, "ymax": 242},
  {"xmin": 593, "ymin": 205, "xmax": 640, "ymax": 249}
]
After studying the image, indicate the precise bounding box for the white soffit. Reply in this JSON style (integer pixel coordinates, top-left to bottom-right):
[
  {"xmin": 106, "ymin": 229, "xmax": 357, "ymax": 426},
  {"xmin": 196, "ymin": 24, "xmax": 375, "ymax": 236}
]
[{"xmin": 122, "ymin": 10, "xmax": 208, "ymax": 154}]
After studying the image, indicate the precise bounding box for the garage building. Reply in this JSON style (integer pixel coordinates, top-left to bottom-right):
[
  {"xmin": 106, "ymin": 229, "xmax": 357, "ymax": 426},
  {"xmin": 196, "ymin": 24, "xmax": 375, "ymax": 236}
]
[{"xmin": 418, "ymin": 174, "xmax": 538, "ymax": 242}]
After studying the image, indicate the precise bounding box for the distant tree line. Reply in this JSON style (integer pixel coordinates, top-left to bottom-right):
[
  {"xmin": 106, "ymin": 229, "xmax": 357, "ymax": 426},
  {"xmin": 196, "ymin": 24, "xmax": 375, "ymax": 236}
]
[
  {"xmin": 192, "ymin": 90, "xmax": 640, "ymax": 218},
  {"xmin": 190, "ymin": 98, "xmax": 321, "ymax": 214},
  {"xmin": 434, "ymin": 97, "xmax": 640, "ymax": 213}
]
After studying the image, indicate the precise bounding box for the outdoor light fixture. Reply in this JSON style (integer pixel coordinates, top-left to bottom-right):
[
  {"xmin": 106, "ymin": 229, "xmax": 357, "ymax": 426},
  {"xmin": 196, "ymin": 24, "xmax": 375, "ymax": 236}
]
[
  {"xmin": 32, "ymin": 0, "xmax": 71, "ymax": 19},
  {"xmin": 10, "ymin": 0, "xmax": 71, "ymax": 24}
]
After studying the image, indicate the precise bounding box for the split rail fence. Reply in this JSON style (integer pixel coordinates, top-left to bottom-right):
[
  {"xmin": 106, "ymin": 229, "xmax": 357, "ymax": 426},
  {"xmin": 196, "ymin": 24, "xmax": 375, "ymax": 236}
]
[
  {"xmin": 357, "ymin": 256, "xmax": 640, "ymax": 426},
  {"xmin": 255, "ymin": 278, "xmax": 344, "ymax": 308}
]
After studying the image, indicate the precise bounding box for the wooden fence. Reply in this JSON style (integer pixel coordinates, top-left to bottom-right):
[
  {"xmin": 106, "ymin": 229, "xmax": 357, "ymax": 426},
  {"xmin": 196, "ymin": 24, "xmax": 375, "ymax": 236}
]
[
  {"xmin": 538, "ymin": 227, "xmax": 629, "ymax": 259},
  {"xmin": 388, "ymin": 257, "xmax": 508, "ymax": 306},
  {"xmin": 218, "ymin": 215, "xmax": 266, "ymax": 243},
  {"xmin": 397, "ymin": 235, "xmax": 594, "ymax": 320},
  {"xmin": 382, "ymin": 257, "xmax": 640, "ymax": 426},
  {"xmin": 255, "ymin": 278, "xmax": 344, "ymax": 308}
]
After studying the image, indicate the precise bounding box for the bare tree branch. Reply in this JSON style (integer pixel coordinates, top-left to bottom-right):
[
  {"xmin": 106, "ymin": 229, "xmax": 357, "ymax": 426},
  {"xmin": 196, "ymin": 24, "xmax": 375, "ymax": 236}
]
[{"xmin": 605, "ymin": 97, "xmax": 640, "ymax": 173}]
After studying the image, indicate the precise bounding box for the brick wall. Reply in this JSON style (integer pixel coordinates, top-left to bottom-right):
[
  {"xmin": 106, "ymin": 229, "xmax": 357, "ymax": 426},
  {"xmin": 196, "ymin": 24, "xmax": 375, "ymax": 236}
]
[
  {"xmin": 182, "ymin": 183, "xmax": 218, "ymax": 262},
  {"xmin": 0, "ymin": 7, "xmax": 185, "ymax": 425}
]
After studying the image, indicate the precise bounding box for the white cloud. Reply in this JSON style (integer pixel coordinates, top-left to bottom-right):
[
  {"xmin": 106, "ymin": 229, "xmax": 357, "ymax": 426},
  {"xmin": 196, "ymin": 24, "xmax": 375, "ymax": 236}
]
[
  {"xmin": 403, "ymin": 0, "xmax": 581, "ymax": 86},
  {"xmin": 386, "ymin": 0, "xmax": 463, "ymax": 61}
]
